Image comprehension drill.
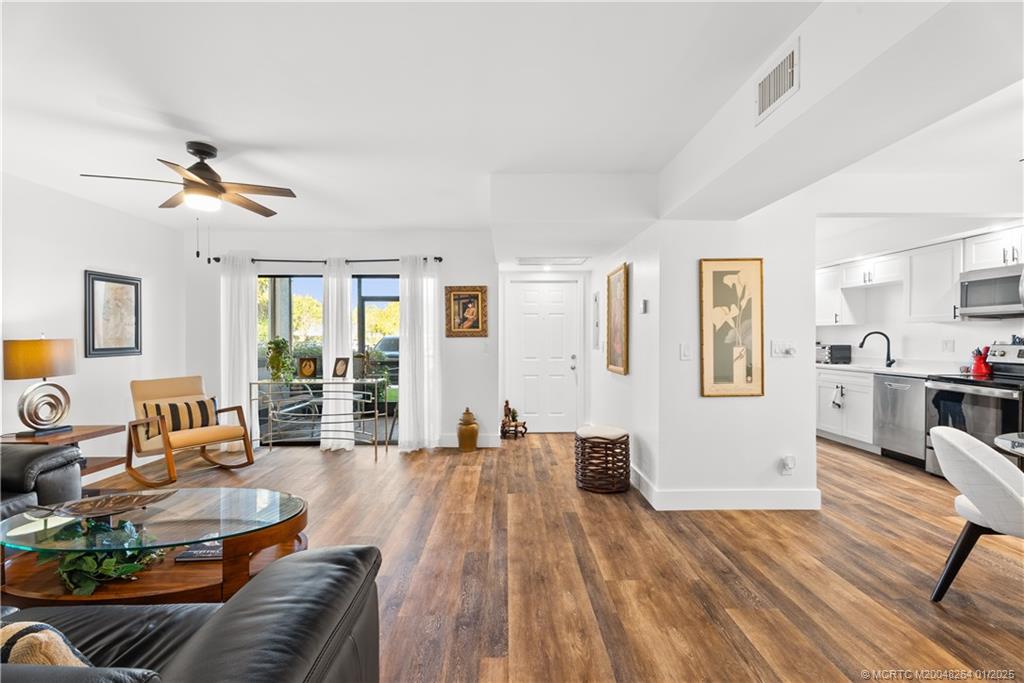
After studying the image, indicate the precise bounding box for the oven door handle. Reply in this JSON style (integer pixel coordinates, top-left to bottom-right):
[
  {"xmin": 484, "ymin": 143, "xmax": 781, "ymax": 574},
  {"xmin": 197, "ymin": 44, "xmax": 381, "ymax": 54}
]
[{"xmin": 925, "ymin": 380, "xmax": 1021, "ymax": 400}]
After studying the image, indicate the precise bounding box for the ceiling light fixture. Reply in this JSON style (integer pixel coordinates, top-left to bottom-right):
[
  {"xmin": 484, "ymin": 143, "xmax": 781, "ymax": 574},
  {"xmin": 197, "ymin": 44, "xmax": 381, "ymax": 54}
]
[{"xmin": 184, "ymin": 185, "xmax": 221, "ymax": 212}]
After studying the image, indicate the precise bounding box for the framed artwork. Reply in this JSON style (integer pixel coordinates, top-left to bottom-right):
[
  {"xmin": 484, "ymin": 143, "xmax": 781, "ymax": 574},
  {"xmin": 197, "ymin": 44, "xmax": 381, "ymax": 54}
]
[
  {"xmin": 606, "ymin": 262, "xmax": 628, "ymax": 374},
  {"xmin": 445, "ymin": 285, "xmax": 488, "ymax": 337},
  {"xmin": 297, "ymin": 357, "xmax": 318, "ymax": 379},
  {"xmin": 332, "ymin": 357, "xmax": 350, "ymax": 378},
  {"xmin": 84, "ymin": 271, "xmax": 141, "ymax": 357},
  {"xmin": 699, "ymin": 258, "xmax": 764, "ymax": 397}
]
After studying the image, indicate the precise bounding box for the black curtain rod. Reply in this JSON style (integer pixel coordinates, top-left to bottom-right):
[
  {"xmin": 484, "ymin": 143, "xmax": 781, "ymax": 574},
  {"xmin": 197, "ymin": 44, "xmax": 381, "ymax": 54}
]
[{"xmin": 210, "ymin": 256, "xmax": 444, "ymax": 265}]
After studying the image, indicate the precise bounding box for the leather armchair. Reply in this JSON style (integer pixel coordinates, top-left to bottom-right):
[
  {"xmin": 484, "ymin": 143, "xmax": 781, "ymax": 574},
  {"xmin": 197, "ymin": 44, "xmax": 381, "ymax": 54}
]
[
  {"xmin": 1, "ymin": 546, "xmax": 381, "ymax": 683},
  {"xmin": 0, "ymin": 444, "xmax": 83, "ymax": 519}
]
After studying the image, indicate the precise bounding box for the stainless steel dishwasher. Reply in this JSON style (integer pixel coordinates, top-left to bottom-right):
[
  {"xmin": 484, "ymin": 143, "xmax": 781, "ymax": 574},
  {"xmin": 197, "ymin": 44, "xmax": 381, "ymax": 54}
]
[{"xmin": 873, "ymin": 374, "xmax": 926, "ymax": 461}]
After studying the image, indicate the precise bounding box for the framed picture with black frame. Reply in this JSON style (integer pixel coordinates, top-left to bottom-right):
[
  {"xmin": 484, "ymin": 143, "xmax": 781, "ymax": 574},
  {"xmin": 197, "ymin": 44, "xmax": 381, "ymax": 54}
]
[{"xmin": 85, "ymin": 270, "xmax": 142, "ymax": 357}]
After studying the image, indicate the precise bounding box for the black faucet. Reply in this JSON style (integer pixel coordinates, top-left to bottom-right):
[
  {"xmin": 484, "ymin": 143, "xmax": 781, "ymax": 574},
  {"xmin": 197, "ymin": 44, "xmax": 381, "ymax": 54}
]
[{"xmin": 859, "ymin": 331, "xmax": 896, "ymax": 367}]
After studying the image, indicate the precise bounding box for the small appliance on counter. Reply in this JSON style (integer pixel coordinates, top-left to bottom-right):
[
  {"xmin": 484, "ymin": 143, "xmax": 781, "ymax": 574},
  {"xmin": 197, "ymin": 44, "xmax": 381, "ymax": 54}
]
[
  {"xmin": 815, "ymin": 343, "xmax": 852, "ymax": 365},
  {"xmin": 925, "ymin": 340, "xmax": 1024, "ymax": 476}
]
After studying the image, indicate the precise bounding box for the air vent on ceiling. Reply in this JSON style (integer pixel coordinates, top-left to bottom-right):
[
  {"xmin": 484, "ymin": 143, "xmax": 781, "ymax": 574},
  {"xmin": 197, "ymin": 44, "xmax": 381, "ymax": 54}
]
[
  {"xmin": 516, "ymin": 256, "xmax": 589, "ymax": 266},
  {"xmin": 756, "ymin": 38, "xmax": 799, "ymax": 125}
]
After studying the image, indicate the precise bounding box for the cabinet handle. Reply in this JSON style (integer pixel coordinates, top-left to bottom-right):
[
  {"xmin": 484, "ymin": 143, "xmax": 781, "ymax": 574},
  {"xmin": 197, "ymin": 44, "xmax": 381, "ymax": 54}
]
[
  {"xmin": 1014, "ymin": 246, "xmax": 1020, "ymax": 263},
  {"xmin": 868, "ymin": 272, "xmax": 873, "ymax": 283},
  {"xmin": 862, "ymin": 272, "xmax": 866, "ymax": 284},
  {"xmin": 952, "ymin": 304, "xmax": 959, "ymax": 320},
  {"xmin": 834, "ymin": 313, "xmax": 839, "ymax": 324},
  {"xmin": 1003, "ymin": 247, "xmax": 1008, "ymax": 264}
]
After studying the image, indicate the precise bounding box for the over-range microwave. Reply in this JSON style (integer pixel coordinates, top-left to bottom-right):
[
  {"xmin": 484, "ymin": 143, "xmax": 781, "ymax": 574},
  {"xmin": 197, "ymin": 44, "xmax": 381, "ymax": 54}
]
[{"xmin": 958, "ymin": 263, "xmax": 1024, "ymax": 319}]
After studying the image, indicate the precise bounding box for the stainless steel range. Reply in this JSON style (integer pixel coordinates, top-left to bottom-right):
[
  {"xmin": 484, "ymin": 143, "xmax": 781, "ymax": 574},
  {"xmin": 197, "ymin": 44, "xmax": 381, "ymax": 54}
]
[{"xmin": 925, "ymin": 341, "xmax": 1024, "ymax": 475}]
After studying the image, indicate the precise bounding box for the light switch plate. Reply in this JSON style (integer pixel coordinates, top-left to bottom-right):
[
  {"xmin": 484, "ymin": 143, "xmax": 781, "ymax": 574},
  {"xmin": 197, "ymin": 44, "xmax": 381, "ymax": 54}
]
[
  {"xmin": 679, "ymin": 343, "xmax": 692, "ymax": 361},
  {"xmin": 941, "ymin": 339, "xmax": 955, "ymax": 353},
  {"xmin": 770, "ymin": 340, "xmax": 796, "ymax": 358}
]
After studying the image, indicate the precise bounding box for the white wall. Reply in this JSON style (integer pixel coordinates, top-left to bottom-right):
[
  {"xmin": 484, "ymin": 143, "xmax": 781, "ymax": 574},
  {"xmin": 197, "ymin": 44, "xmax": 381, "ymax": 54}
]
[
  {"xmin": 586, "ymin": 225, "xmax": 661, "ymax": 493},
  {"xmin": 586, "ymin": 195, "xmax": 820, "ymax": 510},
  {"xmin": 656, "ymin": 200, "xmax": 819, "ymax": 509},
  {"xmin": 1, "ymin": 174, "xmax": 186, "ymax": 457},
  {"xmin": 182, "ymin": 227, "xmax": 501, "ymax": 447}
]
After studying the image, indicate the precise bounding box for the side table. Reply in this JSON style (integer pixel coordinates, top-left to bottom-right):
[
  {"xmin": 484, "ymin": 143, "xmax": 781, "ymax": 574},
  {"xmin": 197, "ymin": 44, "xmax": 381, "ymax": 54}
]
[{"xmin": 0, "ymin": 425, "xmax": 126, "ymax": 476}]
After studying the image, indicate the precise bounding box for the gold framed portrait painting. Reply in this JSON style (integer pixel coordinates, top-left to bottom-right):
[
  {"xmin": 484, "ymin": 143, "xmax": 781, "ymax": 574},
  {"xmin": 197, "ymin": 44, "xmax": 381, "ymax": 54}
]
[
  {"xmin": 445, "ymin": 286, "xmax": 488, "ymax": 337},
  {"xmin": 699, "ymin": 258, "xmax": 764, "ymax": 397},
  {"xmin": 606, "ymin": 262, "xmax": 629, "ymax": 375}
]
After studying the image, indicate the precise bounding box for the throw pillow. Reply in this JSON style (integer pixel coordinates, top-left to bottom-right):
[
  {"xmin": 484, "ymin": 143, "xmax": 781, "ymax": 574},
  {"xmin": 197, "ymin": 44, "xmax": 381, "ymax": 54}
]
[
  {"xmin": 142, "ymin": 397, "xmax": 218, "ymax": 440},
  {"xmin": 0, "ymin": 621, "xmax": 91, "ymax": 667}
]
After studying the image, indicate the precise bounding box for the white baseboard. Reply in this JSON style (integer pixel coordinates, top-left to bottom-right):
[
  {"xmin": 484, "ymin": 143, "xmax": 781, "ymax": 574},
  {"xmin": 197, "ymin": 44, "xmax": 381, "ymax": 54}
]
[
  {"xmin": 439, "ymin": 433, "xmax": 501, "ymax": 449},
  {"xmin": 629, "ymin": 465, "xmax": 821, "ymax": 510}
]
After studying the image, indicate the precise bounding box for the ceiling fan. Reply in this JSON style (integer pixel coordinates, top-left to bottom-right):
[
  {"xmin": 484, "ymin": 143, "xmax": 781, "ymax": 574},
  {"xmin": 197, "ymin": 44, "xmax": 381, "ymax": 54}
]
[{"xmin": 81, "ymin": 141, "xmax": 296, "ymax": 217}]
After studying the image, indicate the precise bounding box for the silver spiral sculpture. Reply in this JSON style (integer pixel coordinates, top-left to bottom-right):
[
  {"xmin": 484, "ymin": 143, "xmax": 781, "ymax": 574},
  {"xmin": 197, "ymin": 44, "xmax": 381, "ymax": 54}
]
[{"xmin": 17, "ymin": 381, "xmax": 71, "ymax": 430}]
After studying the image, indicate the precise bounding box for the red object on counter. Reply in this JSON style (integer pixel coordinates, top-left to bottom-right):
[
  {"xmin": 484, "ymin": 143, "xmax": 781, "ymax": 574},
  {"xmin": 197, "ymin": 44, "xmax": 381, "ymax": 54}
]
[{"xmin": 971, "ymin": 346, "xmax": 992, "ymax": 377}]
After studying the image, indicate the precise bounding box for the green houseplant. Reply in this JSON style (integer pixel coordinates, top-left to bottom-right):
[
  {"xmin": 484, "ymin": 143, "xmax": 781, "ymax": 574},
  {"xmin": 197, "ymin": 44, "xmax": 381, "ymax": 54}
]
[
  {"xmin": 266, "ymin": 336, "xmax": 295, "ymax": 382},
  {"xmin": 37, "ymin": 519, "xmax": 167, "ymax": 596}
]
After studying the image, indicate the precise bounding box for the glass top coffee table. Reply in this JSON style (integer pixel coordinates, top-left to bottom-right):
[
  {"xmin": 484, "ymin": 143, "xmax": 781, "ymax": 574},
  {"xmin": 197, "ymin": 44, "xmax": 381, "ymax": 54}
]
[
  {"xmin": 995, "ymin": 432, "xmax": 1024, "ymax": 457},
  {"xmin": 1, "ymin": 487, "xmax": 308, "ymax": 607}
]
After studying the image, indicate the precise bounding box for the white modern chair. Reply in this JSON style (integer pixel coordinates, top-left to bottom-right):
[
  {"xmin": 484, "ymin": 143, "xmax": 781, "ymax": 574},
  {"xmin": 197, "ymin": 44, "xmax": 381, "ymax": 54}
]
[{"xmin": 929, "ymin": 427, "xmax": 1024, "ymax": 602}]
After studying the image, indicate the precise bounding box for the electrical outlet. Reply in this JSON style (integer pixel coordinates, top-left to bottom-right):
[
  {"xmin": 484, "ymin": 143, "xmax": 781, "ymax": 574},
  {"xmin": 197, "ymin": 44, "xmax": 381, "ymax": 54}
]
[
  {"xmin": 780, "ymin": 455, "xmax": 796, "ymax": 476},
  {"xmin": 679, "ymin": 343, "xmax": 692, "ymax": 361},
  {"xmin": 941, "ymin": 339, "xmax": 956, "ymax": 353}
]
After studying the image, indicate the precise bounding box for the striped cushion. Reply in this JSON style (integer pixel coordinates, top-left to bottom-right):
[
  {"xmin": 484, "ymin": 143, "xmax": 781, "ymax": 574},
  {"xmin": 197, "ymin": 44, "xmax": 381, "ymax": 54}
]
[
  {"xmin": 142, "ymin": 397, "xmax": 218, "ymax": 440},
  {"xmin": 0, "ymin": 621, "xmax": 91, "ymax": 667}
]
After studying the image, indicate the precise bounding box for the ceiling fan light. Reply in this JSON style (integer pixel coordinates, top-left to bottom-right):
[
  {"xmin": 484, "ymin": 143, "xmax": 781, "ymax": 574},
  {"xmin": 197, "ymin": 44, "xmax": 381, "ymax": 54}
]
[{"xmin": 184, "ymin": 186, "xmax": 221, "ymax": 212}]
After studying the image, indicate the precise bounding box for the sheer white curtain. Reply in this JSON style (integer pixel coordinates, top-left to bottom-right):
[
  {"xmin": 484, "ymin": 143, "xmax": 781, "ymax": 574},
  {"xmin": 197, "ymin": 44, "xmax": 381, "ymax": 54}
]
[
  {"xmin": 321, "ymin": 258, "xmax": 354, "ymax": 451},
  {"xmin": 220, "ymin": 254, "xmax": 259, "ymax": 449},
  {"xmin": 399, "ymin": 256, "xmax": 442, "ymax": 451}
]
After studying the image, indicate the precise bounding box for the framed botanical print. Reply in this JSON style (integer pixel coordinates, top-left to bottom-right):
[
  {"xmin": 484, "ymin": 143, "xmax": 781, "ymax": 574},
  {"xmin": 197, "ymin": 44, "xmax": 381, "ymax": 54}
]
[
  {"xmin": 445, "ymin": 286, "xmax": 487, "ymax": 337},
  {"xmin": 606, "ymin": 262, "xmax": 628, "ymax": 374},
  {"xmin": 699, "ymin": 258, "xmax": 764, "ymax": 397},
  {"xmin": 85, "ymin": 271, "xmax": 142, "ymax": 357}
]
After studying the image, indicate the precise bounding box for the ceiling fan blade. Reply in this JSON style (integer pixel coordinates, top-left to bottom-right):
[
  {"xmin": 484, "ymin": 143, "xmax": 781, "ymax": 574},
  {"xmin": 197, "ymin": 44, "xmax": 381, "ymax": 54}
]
[
  {"xmin": 159, "ymin": 191, "xmax": 185, "ymax": 208},
  {"xmin": 157, "ymin": 159, "xmax": 207, "ymax": 184},
  {"xmin": 222, "ymin": 192, "xmax": 276, "ymax": 217},
  {"xmin": 81, "ymin": 173, "xmax": 183, "ymax": 186},
  {"xmin": 219, "ymin": 182, "xmax": 296, "ymax": 197}
]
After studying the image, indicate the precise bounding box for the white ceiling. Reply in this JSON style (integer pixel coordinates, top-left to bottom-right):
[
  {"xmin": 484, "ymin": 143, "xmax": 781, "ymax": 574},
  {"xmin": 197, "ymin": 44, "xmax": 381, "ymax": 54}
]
[{"xmin": 2, "ymin": 2, "xmax": 816, "ymax": 233}]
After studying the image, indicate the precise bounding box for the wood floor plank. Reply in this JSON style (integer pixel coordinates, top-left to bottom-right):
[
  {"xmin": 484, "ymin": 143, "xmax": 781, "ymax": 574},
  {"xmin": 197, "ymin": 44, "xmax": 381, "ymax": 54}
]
[{"xmin": 95, "ymin": 435, "xmax": 1024, "ymax": 681}]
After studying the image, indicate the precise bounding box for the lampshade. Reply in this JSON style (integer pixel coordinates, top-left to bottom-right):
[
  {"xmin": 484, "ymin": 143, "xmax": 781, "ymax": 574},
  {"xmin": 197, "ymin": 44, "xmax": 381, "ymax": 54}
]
[
  {"xmin": 184, "ymin": 185, "xmax": 222, "ymax": 212},
  {"xmin": 3, "ymin": 339, "xmax": 76, "ymax": 380}
]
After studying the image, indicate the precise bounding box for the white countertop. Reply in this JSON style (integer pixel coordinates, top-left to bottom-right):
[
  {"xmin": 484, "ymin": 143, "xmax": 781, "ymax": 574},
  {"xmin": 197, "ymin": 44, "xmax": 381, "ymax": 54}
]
[{"xmin": 814, "ymin": 361, "xmax": 963, "ymax": 379}]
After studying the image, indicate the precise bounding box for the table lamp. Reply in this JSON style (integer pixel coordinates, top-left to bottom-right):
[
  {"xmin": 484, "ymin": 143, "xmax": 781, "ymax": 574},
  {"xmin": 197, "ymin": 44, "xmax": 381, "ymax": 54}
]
[{"xmin": 3, "ymin": 338, "xmax": 76, "ymax": 436}]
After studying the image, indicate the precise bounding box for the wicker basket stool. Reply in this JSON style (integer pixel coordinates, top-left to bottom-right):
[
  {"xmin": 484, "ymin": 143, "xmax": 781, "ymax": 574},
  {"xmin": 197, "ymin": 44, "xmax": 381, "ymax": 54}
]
[{"xmin": 574, "ymin": 425, "xmax": 630, "ymax": 493}]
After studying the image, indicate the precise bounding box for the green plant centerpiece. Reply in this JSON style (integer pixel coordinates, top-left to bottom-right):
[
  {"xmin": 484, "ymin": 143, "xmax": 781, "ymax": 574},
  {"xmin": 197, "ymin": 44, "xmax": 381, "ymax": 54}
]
[
  {"xmin": 266, "ymin": 336, "xmax": 295, "ymax": 382},
  {"xmin": 37, "ymin": 519, "xmax": 167, "ymax": 596},
  {"xmin": 362, "ymin": 347, "xmax": 391, "ymax": 404}
]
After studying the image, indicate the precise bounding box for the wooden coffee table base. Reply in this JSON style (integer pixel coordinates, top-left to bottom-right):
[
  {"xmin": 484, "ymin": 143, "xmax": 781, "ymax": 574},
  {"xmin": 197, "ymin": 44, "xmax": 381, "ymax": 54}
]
[{"xmin": 1, "ymin": 505, "xmax": 307, "ymax": 608}]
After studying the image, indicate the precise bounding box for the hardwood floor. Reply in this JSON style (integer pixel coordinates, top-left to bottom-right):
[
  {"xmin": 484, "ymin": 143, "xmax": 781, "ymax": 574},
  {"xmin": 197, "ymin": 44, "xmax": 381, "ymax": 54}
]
[{"xmin": 97, "ymin": 435, "xmax": 1024, "ymax": 682}]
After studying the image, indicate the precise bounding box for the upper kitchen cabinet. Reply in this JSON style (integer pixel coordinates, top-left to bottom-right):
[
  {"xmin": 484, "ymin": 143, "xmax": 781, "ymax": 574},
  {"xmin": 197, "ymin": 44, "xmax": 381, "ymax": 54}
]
[
  {"xmin": 842, "ymin": 253, "xmax": 907, "ymax": 288},
  {"xmin": 963, "ymin": 227, "xmax": 1023, "ymax": 270},
  {"xmin": 816, "ymin": 266, "xmax": 864, "ymax": 326},
  {"xmin": 906, "ymin": 240, "xmax": 964, "ymax": 322},
  {"xmin": 867, "ymin": 253, "xmax": 907, "ymax": 285}
]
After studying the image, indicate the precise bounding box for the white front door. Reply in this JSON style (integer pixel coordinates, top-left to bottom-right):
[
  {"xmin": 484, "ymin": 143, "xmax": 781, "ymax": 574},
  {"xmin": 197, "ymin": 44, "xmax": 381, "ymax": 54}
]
[{"xmin": 505, "ymin": 279, "xmax": 580, "ymax": 432}]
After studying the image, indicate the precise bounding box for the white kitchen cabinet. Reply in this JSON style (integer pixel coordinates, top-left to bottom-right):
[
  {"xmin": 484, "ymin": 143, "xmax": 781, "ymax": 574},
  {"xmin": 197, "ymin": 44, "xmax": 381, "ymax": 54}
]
[
  {"xmin": 906, "ymin": 241, "xmax": 963, "ymax": 322},
  {"xmin": 816, "ymin": 371, "xmax": 874, "ymax": 444},
  {"xmin": 816, "ymin": 266, "xmax": 863, "ymax": 325},
  {"xmin": 963, "ymin": 227, "xmax": 1023, "ymax": 270},
  {"xmin": 840, "ymin": 253, "xmax": 906, "ymax": 288},
  {"xmin": 842, "ymin": 382, "xmax": 874, "ymax": 443},
  {"xmin": 867, "ymin": 253, "xmax": 906, "ymax": 285}
]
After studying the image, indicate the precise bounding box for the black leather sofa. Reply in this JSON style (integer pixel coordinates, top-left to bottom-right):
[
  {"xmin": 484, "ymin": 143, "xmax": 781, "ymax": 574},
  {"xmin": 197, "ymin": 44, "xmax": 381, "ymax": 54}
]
[
  {"xmin": 1, "ymin": 444, "xmax": 84, "ymax": 519},
  {"xmin": 1, "ymin": 545, "xmax": 381, "ymax": 683}
]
